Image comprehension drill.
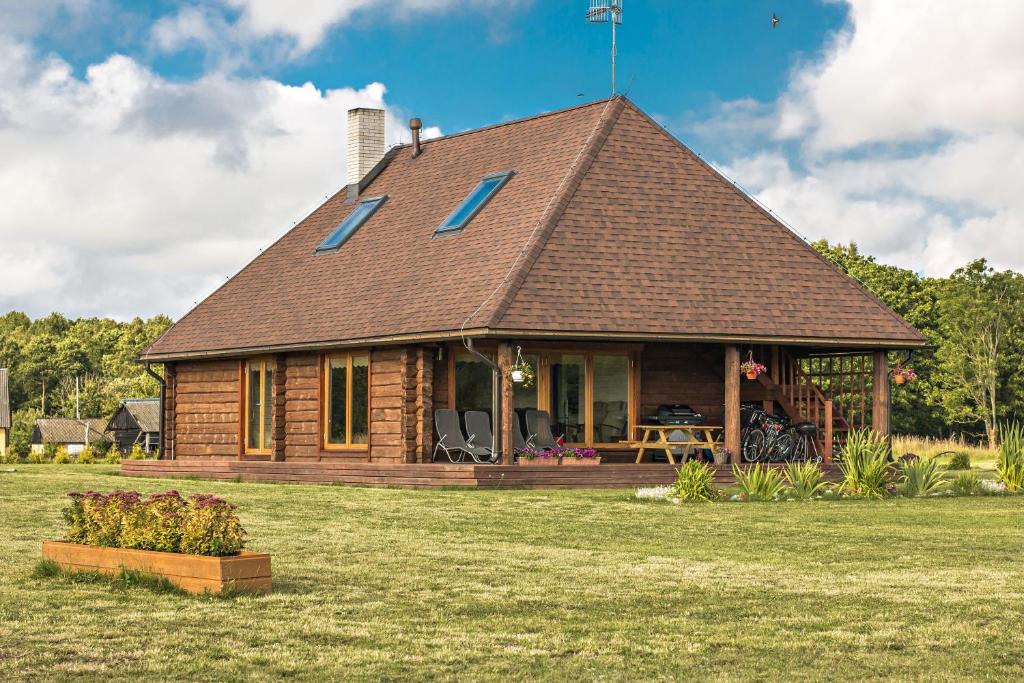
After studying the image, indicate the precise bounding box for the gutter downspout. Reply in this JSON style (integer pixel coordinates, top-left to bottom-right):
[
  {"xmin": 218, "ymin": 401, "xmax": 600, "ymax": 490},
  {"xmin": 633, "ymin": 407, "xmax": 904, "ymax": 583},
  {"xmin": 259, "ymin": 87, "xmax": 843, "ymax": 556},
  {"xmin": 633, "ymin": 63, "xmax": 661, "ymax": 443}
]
[
  {"xmin": 144, "ymin": 362, "xmax": 168, "ymax": 460},
  {"xmin": 464, "ymin": 338, "xmax": 501, "ymax": 460}
]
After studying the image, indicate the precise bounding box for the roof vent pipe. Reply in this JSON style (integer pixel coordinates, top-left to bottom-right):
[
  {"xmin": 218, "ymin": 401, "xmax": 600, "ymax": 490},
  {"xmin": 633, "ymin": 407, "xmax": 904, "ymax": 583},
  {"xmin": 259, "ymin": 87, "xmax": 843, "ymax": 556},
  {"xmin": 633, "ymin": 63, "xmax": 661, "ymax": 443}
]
[{"xmin": 410, "ymin": 118, "xmax": 422, "ymax": 158}]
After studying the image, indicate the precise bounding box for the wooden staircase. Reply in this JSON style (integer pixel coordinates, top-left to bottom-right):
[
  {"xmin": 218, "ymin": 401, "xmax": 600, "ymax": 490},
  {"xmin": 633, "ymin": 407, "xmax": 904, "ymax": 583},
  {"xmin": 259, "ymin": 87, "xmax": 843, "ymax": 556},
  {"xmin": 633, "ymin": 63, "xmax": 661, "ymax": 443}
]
[{"xmin": 756, "ymin": 351, "xmax": 851, "ymax": 458}]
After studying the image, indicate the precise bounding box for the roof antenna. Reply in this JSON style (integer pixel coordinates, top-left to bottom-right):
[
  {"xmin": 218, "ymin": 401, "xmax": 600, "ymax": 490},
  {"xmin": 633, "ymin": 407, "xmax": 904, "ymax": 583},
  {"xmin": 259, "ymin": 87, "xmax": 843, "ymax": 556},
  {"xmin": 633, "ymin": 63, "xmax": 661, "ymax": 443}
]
[{"xmin": 586, "ymin": 0, "xmax": 623, "ymax": 96}]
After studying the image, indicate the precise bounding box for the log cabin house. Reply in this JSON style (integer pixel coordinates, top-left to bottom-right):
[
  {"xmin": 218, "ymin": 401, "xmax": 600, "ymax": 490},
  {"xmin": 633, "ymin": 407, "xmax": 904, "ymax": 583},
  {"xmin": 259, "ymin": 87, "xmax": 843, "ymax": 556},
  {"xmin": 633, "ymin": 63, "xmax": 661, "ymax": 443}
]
[{"xmin": 130, "ymin": 97, "xmax": 926, "ymax": 488}]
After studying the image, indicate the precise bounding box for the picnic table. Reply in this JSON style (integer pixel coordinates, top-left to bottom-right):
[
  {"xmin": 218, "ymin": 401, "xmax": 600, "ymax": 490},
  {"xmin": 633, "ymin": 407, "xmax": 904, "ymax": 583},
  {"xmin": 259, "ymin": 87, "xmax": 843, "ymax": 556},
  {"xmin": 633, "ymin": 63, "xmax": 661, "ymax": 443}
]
[{"xmin": 621, "ymin": 424, "xmax": 723, "ymax": 465}]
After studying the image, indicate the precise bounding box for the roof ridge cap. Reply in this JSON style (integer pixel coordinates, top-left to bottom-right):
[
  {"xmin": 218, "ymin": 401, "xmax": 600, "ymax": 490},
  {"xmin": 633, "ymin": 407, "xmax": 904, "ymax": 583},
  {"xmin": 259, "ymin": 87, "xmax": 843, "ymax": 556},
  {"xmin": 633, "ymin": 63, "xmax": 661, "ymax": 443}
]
[
  {"xmin": 620, "ymin": 101, "xmax": 925, "ymax": 342},
  {"xmin": 480, "ymin": 97, "xmax": 626, "ymax": 329},
  {"xmin": 406, "ymin": 97, "xmax": 618, "ymax": 150}
]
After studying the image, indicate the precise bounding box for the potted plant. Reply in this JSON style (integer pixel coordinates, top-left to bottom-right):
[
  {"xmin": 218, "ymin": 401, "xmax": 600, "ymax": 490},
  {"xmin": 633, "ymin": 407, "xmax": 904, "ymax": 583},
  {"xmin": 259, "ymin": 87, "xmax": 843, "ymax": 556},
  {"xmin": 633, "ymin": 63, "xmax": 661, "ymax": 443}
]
[
  {"xmin": 517, "ymin": 448, "xmax": 559, "ymax": 465},
  {"xmin": 508, "ymin": 347, "xmax": 535, "ymax": 387},
  {"xmin": 892, "ymin": 366, "xmax": 916, "ymax": 385},
  {"xmin": 740, "ymin": 359, "xmax": 767, "ymax": 380},
  {"xmin": 42, "ymin": 490, "xmax": 271, "ymax": 595},
  {"xmin": 561, "ymin": 447, "xmax": 601, "ymax": 466},
  {"xmin": 713, "ymin": 446, "xmax": 732, "ymax": 466}
]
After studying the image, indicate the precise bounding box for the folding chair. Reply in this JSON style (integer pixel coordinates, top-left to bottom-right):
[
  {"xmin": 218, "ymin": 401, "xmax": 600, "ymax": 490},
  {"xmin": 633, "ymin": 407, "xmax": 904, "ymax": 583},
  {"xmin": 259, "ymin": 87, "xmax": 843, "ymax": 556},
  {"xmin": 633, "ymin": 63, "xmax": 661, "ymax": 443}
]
[{"xmin": 432, "ymin": 409, "xmax": 494, "ymax": 463}]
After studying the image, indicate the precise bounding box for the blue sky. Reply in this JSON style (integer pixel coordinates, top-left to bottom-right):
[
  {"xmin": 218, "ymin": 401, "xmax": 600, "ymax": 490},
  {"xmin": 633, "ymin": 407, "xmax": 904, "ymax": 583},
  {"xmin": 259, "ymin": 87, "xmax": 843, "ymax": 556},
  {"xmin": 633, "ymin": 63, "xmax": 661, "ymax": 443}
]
[{"xmin": 1, "ymin": 1, "xmax": 1022, "ymax": 319}]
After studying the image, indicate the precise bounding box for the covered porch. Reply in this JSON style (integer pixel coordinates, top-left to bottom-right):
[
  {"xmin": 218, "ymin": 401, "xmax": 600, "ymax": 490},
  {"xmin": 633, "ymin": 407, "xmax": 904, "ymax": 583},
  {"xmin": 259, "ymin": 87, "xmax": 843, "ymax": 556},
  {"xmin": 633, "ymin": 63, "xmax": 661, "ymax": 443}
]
[{"xmin": 430, "ymin": 339, "xmax": 894, "ymax": 466}]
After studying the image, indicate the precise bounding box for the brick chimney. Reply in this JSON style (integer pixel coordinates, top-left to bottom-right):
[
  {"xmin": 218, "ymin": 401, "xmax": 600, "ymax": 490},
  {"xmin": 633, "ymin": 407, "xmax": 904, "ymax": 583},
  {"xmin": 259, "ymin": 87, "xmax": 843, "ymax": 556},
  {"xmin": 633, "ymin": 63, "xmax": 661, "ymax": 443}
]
[{"xmin": 346, "ymin": 108, "xmax": 385, "ymax": 188}]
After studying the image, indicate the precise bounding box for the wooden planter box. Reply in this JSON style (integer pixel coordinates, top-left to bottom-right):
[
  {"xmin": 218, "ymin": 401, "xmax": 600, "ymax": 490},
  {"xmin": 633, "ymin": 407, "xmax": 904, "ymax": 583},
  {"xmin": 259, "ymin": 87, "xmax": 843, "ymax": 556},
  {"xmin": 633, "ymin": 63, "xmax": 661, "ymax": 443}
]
[
  {"xmin": 518, "ymin": 458, "xmax": 560, "ymax": 466},
  {"xmin": 42, "ymin": 541, "xmax": 272, "ymax": 595},
  {"xmin": 561, "ymin": 457, "xmax": 602, "ymax": 466}
]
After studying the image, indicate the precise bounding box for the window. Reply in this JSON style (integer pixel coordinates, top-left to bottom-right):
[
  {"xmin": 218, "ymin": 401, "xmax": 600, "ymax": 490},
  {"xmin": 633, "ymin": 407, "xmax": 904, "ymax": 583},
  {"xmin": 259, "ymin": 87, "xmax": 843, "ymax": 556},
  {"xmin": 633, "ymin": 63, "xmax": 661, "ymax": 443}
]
[
  {"xmin": 315, "ymin": 196, "xmax": 387, "ymax": 253},
  {"xmin": 435, "ymin": 171, "xmax": 514, "ymax": 235},
  {"xmin": 324, "ymin": 353, "xmax": 370, "ymax": 448},
  {"xmin": 245, "ymin": 359, "xmax": 274, "ymax": 454}
]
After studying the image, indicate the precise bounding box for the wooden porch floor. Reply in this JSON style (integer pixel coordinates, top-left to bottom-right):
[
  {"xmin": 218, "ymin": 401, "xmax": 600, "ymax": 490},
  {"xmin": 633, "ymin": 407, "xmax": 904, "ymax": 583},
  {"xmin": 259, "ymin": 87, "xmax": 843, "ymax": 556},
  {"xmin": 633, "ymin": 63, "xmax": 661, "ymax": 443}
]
[{"xmin": 121, "ymin": 460, "xmax": 840, "ymax": 489}]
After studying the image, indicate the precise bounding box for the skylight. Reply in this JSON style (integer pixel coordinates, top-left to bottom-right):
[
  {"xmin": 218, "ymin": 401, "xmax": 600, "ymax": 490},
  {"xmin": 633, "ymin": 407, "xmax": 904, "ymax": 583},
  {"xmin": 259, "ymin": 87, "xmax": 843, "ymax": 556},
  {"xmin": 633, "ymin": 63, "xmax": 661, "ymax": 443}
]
[
  {"xmin": 435, "ymin": 171, "xmax": 514, "ymax": 235},
  {"xmin": 315, "ymin": 196, "xmax": 387, "ymax": 253}
]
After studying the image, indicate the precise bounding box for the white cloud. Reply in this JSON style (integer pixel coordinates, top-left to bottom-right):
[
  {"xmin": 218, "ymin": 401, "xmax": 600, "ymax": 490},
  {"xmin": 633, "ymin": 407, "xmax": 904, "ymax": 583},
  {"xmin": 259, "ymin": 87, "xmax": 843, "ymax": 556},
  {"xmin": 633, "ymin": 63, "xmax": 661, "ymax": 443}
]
[
  {"xmin": 0, "ymin": 39, "xmax": 428, "ymax": 319},
  {"xmin": 698, "ymin": 0, "xmax": 1024, "ymax": 276}
]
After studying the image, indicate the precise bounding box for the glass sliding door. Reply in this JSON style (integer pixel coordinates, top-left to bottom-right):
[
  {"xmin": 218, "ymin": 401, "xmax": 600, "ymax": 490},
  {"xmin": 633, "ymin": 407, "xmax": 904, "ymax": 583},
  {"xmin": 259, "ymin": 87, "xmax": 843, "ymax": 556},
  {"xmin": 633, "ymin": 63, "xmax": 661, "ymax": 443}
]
[
  {"xmin": 455, "ymin": 351, "xmax": 495, "ymax": 420},
  {"xmin": 549, "ymin": 353, "xmax": 586, "ymax": 443},
  {"xmin": 592, "ymin": 355, "xmax": 630, "ymax": 444}
]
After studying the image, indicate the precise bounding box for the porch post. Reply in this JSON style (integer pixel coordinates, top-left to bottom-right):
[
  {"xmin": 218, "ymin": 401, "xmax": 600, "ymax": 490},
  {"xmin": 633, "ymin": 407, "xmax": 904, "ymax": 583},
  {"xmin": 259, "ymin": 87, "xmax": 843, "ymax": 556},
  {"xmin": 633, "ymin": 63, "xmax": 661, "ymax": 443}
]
[
  {"xmin": 497, "ymin": 342, "xmax": 515, "ymax": 465},
  {"xmin": 872, "ymin": 350, "xmax": 891, "ymax": 437},
  {"xmin": 724, "ymin": 345, "xmax": 741, "ymax": 463}
]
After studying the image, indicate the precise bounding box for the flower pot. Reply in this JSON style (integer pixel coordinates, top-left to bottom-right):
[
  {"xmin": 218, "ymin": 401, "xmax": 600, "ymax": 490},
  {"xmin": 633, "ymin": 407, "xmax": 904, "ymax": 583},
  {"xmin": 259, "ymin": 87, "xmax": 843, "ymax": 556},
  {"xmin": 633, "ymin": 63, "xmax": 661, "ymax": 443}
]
[
  {"xmin": 561, "ymin": 457, "xmax": 602, "ymax": 466},
  {"xmin": 713, "ymin": 452, "xmax": 729, "ymax": 466},
  {"xmin": 519, "ymin": 458, "xmax": 559, "ymax": 466},
  {"xmin": 511, "ymin": 369, "xmax": 525, "ymax": 383},
  {"xmin": 745, "ymin": 371, "xmax": 757, "ymax": 380},
  {"xmin": 894, "ymin": 375, "xmax": 906, "ymax": 384},
  {"xmin": 41, "ymin": 541, "xmax": 272, "ymax": 595}
]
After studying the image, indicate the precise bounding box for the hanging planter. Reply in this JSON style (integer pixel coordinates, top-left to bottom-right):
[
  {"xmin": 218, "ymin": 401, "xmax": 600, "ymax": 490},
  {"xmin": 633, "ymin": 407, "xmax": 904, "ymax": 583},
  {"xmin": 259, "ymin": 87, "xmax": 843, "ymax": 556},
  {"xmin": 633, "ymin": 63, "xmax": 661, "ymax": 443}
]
[
  {"xmin": 740, "ymin": 351, "xmax": 766, "ymax": 381},
  {"xmin": 892, "ymin": 367, "xmax": 917, "ymax": 385},
  {"xmin": 507, "ymin": 346, "xmax": 535, "ymax": 388}
]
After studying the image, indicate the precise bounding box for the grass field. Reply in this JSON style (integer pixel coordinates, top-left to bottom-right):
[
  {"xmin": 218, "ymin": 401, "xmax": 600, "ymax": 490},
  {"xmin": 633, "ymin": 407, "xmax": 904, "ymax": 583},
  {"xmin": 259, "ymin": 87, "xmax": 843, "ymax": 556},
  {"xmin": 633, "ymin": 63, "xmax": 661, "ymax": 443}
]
[{"xmin": 1, "ymin": 465, "xmax": 1022, "ymax": 681}]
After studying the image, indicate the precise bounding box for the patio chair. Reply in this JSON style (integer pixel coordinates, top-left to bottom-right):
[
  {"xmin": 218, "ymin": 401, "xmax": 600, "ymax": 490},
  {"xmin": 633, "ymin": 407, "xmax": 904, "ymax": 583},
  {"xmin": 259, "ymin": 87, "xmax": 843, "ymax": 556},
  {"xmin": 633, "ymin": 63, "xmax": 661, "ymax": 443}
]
[
  {"xmin": 512, "ymin": 411, "xmax": 535, "ymax": 451},
  {"xmin": 525, "ymin": 409, "xmax": 559, "ymax": 451},
  {"xmin": 432, "ymin": 409, "xmax": 494, "ymax": 464},
  {"xmin": 464, "ymin": 411, "xmax": 499, "ymax": 464}
]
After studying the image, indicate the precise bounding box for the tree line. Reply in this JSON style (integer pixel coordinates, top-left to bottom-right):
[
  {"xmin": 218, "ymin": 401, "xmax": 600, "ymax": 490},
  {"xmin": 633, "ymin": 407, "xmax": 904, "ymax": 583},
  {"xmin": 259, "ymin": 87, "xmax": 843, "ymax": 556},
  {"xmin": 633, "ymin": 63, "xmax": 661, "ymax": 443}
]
[
  {"xmin": 813, "ymin": 242, "xmax": 1024, "ymax": 447},
  {"xmin": 0, "ymin": 312, "xmax": 172, "ymax": 454},
  {"xmin": 1, "ymin": 242, "xmax": 1022, "ymax": 451}
]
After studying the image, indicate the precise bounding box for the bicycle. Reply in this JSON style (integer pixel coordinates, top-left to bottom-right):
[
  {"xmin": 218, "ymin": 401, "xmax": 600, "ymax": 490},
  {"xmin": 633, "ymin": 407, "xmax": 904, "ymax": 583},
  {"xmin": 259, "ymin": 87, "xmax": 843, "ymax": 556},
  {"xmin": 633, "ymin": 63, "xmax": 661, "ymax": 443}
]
[{"xmin": 741, "ymin": 406, "xmax": 796, "ymax": 462}]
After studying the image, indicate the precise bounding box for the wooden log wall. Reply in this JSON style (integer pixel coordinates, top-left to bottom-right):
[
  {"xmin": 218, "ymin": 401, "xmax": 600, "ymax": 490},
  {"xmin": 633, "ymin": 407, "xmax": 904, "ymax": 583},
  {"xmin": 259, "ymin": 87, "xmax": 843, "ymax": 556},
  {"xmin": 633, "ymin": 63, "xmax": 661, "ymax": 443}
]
[
  {"xmin": 283, "ymin": 353, "xmax": 320, "ymax": 462},
  {"xmin": 171, "ymin": 360, "xmax": 241, "ymax": 459}
]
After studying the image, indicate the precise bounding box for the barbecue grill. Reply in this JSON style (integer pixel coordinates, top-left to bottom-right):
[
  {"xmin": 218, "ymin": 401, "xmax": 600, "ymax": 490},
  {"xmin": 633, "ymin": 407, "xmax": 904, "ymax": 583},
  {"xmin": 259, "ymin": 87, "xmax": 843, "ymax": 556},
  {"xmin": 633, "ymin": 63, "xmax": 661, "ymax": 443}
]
[{"xmin": 648, "ymin": 404, "xmax": 704, "ymax": 426}]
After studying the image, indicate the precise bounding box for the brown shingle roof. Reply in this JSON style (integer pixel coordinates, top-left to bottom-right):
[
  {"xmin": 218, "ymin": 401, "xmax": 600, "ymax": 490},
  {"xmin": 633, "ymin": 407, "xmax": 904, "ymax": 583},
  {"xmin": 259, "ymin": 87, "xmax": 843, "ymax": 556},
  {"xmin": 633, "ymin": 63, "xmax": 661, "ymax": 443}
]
[{"xmin": 143, "ymin": 97, "xmax": 924, "ymax": 360}]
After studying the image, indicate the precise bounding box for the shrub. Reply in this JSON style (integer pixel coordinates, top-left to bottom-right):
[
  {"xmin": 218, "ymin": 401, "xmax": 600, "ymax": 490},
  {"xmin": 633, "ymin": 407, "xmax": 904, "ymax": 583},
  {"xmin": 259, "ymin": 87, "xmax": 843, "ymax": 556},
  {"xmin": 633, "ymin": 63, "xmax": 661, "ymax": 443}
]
[
  {"xmin": 946, "ymin": 451, "xmax": 971, "ymax": 471},
  {"xmin": 732, "ymin": 463, "xmax": 785, "ymax": 501},
  {"xmin": 0, "ymin": 450, "xmax": 19, "ymax": 464},
  {"xmin": 783, "ymin": 461, "xmax": 827, "ymax": 500},
  {"xmin": 62, "ymin": 489, "xmax": 246, "ymax": 556},
  {"xmin": 838, "ymin": 429, "xmax": 891, "ymax": 498},
  {"xmin": 93, "ymin": 439, "xmax": 113, "ymax": 455},
  {"xmin": 899, "ymin": 458, "xmax": 946, "ymax": 497},
  {"xmin": 180, "ymin": 494, "xmax": 247, "ymax": 556},
  {"xmin": 53, "ymin": 448, "xmax": 71, "ymax": 465},
  {"xmin": 128, "ymin": 444, "xmax": 147, "ymax": 460},
  {"xmin": 43, "ymin": 442, "xmax": 58, "ymax": 460},
  {"xmin": 77, "ymin": 447, "xmax": 95, "ymax": 465},
  {"xmin": 996, "ymin": 422, "xmax": 1024, "ymax": 493},
  {"xmin": 672, "ymin": 459, "xmax": 717, "ymax": 501},
  {"xmin": 950, "ymin": 470, "xmax": 982, "ymax": 496},
  {"xmin": 103, "ymin": 450, "xmax": 122, "ymax": 464},
  {"xmin": 27, "ymin": 450, "xmax": 44, "ymax": 464}
]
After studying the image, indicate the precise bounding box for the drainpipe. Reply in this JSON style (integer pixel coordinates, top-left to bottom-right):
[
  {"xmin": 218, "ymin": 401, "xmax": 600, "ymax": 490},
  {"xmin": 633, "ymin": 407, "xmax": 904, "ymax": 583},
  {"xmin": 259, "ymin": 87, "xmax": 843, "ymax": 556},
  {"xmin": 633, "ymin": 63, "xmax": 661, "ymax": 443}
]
[
  {"xmin": 144, "ymin": 362, "xmax": 167, "ymax": 460},
  {"xmin": 464, "ymin": 338, "xmax": 501, "ymax": 460}
]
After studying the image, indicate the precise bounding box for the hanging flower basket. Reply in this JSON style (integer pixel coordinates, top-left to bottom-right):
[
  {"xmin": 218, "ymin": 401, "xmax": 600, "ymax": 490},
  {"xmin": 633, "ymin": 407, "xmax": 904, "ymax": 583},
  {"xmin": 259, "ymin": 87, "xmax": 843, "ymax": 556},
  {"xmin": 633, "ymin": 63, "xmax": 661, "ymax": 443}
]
[
  {"xmin": 507, "ymin": 346, "xmax": 535, "ymax": 388},
  {"xmin": 740, "ymin": 360, "xmax": 766, "ymax": 380},
  {"xmin": 892, "ymin": 367, "xmax": 917, "ymax": 385}
]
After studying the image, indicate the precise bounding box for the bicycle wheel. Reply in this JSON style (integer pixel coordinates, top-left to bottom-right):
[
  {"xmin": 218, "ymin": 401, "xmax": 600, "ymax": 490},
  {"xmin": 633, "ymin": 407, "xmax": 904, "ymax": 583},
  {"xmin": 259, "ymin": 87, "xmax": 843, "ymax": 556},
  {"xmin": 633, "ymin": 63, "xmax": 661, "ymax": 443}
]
[
  {"xmin": 769, "ymin": 432, "xmax": 795, "ymax": 462},
  {"xmin": 791, "ymin": 435, "xmax": 807, "ymax": 462},
  {"xmin": 743, "ymin": 429, "xmax": 766, "ymax": 462}
]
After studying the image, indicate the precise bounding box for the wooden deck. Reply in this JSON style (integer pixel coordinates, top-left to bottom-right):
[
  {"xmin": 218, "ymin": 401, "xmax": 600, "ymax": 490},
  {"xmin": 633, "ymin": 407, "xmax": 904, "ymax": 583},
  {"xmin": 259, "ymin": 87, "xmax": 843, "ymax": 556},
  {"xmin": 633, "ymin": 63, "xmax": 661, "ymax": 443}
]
[{"xmin": 121, "ymin": 460, "xmax": 840, "ymax": 489}]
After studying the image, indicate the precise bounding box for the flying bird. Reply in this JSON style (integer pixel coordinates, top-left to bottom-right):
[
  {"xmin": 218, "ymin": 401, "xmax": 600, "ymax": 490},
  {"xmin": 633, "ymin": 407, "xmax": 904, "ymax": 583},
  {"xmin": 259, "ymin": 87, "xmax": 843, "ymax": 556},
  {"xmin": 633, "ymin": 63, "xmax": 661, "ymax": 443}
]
[{"xmin": 771, "ymin": 13, "xmax": 780, "ymax": 29}]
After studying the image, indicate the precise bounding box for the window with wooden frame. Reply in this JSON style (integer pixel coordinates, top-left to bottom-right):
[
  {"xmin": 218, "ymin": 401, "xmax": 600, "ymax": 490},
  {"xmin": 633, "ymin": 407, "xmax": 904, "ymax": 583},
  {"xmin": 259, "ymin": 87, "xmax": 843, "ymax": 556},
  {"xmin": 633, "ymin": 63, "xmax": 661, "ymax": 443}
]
[
  {"xmin": 244, "ymin": 358, "xmax": 275, "ymax": 454},
  {"xmin": 323, "ymin": 352, "xmax": 370, "ymax": 449}
]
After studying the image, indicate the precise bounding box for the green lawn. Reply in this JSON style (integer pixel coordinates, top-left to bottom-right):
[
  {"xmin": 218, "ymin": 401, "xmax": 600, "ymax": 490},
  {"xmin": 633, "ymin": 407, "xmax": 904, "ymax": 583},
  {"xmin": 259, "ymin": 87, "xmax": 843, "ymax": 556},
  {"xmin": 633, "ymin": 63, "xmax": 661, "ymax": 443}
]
[{"xmin": 1, "ymin": 465, "xmax": 1022, "ymax": 681}]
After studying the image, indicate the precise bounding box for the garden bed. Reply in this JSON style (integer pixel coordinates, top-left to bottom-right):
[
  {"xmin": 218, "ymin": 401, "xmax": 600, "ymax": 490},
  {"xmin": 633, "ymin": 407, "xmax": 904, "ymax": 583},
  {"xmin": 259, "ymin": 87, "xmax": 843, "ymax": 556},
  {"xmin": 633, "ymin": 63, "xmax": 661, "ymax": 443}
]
[{"xmin": 41, "ymin": 541, "xmax": 271, "ymax": 595}]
